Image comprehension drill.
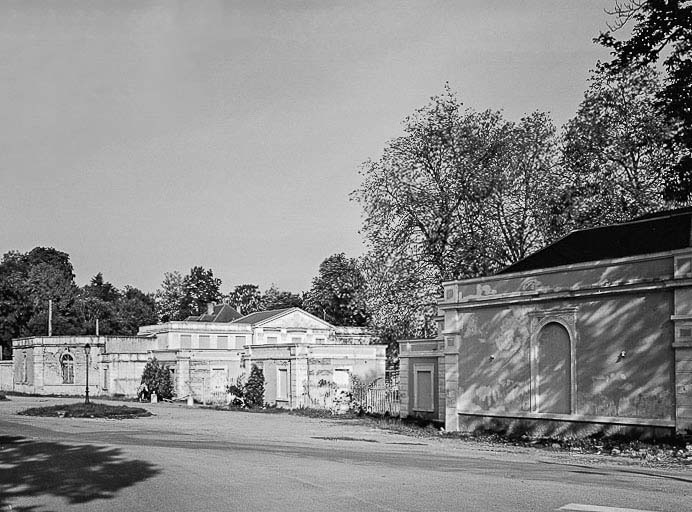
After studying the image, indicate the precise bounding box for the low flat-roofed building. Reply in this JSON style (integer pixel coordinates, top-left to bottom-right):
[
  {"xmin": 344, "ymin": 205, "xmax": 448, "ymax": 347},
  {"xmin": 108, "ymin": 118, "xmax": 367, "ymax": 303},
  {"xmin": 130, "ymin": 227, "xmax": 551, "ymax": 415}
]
[
  {"xmin": 11, "ymin": 307, "xmax": 386, "ymax": 408},
  {"xmin": 400, "ymin": 208, "xmax": 692, "ymax": 437}
]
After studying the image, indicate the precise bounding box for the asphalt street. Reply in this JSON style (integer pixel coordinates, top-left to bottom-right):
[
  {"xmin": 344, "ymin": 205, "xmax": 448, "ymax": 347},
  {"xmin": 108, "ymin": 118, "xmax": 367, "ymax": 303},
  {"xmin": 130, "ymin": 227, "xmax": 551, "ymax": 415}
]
[{"xmin": 1, "ymin": 396, "xmax": 690, "ymax": 512}]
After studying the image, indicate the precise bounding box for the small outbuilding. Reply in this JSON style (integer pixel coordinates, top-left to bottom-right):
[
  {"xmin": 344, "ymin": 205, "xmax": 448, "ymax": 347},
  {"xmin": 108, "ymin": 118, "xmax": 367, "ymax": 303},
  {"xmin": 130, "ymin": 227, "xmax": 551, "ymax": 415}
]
[{"xmin": 400, "ymin": 208, "xmax": 692, "ymax": 436}]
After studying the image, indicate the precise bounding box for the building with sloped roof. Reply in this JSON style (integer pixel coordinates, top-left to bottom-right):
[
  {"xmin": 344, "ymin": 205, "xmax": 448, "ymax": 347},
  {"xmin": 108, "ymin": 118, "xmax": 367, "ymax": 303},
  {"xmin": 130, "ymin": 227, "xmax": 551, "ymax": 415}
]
[
  {"xmin": 184, "ymin": 302, "xmax": 243, "ymax": 323},
  {"xmin": 399, "ymin": 208, "xmax": 692, "ymax": 437},
  {"xmin": 9, "ymin": 307, "xmax": 385, "ymax": 407},
  {"xmin": 136, "ymin": 306, "xmax": 383, "ymax": 406}
]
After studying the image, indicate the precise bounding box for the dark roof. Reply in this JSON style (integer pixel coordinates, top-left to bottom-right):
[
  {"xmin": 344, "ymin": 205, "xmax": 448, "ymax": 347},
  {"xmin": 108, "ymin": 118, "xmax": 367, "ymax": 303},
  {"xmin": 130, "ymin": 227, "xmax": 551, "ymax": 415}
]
[
  {"xmin": 499, "ymin": 208, "xmax": 692, "ymax": 275},
  {"xmin": 211, "ymin": 304, "xmax": 243, "ymax": 322},
  {"xmin": 234, "ymin": 308, "xmax": 292, "ymax": 325},
  {"xmin": 184, "ymin": 304, "xmax": 242, "ymax": 323}
]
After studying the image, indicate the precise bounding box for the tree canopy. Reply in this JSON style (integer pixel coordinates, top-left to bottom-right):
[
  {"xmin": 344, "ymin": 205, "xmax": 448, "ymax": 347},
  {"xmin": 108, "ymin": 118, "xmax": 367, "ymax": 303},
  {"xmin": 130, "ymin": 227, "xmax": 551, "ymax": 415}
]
[
  {"xmin": 597, "ymin": 0, "xmax": 692, "ymax": 200},
  {"xmin": 555, "ymin": 65, "xmax": 680, "ymax": 234},
  {"xmin": 303, "ymin": 253, "xmax": 368, "ymax": 326},
  {"xmin": 352, "ymin": 90, "xmax": 561, "ymax": 340},
  {"xmin": 229, "ymin": 284, "xmax": 263, "ymax": 315},
  {"xmin": 180, "ymin": 266, "xmax": 223, "ymax": 319},
  {"xmin": 0, "ymin": 248, "xmax": 156, "ymax": 356},
  {"xmin": 154, "ymin": 271, "xmax": 185, "ymax": 322},
  {"xmin": 260, "ymin": 285, "xmax": 303, "ymax": 311}
]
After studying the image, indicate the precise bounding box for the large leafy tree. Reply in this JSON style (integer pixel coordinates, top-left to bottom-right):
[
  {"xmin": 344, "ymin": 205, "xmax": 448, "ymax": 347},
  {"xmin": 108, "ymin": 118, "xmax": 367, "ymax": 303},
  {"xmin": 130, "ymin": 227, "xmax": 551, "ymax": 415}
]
[
  {"xmin": 597, "ymin": 0, "xmax": 692, "ymax": 200},
  {"xmin": 354, "ymin": 90, "xmax": 508, "ymax": 283},
  {"xmin": 0, "ymin": 248, "xmax": 83, "ymax": 355},
  {"xmin": 117, "ymin": 286, "xmax": 157, "ymax": 334},
  {"xmin": 154, "ymin": 271, "xmax": 185, "ymax": 322},
  {"xmin": 78, "ymin": 273, "xmax": 158, "ymax": 335},
  {"xmin": 483, "ymin": 111, "xmax": 561, "ymax": 267},
  {"xmin": 0, "ymin": 252, "xmax": 32, "ymax": 357},
  {"xmin": 21, "ymin": 248, "xmax": 83, "ymax": 338},
  {"xmin": 229, "ymin": 284, "xmax": 263, "ymax": 315},
  {"xmin": 79, "ymin": 273, "xmax": 121, "ymax": 335},
  {"xmin": 155, "ymin": 267, "xmax": 224, "ymax": 321},
  {"xmin": 555, "ymin": 65, "xmax": 681, "ymax": 234},
  {"xmin": 180, "ymin": 267, "xmax": 222, "ymax": 319},
  {"xmin": 260, "ymin": 285, "xmax": 303, "ymax": 310},
  {"xmin": 353, "ymin": 89, "xmax": 560, "ymax": 340},
  {"xmin": 303, "ymin": 253, "xmax": 368, "ymax": 326}
]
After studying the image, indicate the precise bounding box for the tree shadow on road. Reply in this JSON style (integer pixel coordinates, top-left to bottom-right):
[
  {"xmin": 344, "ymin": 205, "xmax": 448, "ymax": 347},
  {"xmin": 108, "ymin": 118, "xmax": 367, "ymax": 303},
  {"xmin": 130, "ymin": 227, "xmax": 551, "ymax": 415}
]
[{"xmin": 0, "ymin": 435, "xmax": 160, "ymax": 511}]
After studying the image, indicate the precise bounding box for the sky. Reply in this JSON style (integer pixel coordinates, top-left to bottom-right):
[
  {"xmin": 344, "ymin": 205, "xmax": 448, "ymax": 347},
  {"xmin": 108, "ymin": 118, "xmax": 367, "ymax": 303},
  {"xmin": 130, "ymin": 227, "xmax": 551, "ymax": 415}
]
[{"xmin": 0, "ymin": 0, "xmax": 614, "ymax": 294}]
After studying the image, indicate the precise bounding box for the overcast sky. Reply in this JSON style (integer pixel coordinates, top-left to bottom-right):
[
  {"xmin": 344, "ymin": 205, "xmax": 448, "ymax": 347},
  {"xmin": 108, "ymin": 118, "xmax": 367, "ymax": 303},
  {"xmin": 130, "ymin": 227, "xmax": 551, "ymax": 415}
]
[{"xmin": 0, "ymin": 0, "xmax": 613, "ymax": 294}]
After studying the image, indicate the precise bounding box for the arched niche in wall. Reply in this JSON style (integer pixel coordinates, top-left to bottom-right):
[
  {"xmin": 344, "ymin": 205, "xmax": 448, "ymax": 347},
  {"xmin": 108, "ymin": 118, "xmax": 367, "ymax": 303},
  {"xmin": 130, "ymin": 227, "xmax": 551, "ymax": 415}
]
[
  {"xmin": 60, "ymin": 353, "xmax": 75, "ymax": 384},
  {"xmin": 529, "ymin": 308, "xmax": 577, "ymax": 415}
]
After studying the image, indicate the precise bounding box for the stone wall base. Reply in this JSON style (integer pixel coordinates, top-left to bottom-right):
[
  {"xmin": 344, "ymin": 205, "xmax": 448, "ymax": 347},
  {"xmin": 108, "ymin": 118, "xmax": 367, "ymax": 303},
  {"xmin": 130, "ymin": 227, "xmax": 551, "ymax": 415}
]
[{"xmin": 457, "ymin": 414, "xmax": 675, "ymax": 440}]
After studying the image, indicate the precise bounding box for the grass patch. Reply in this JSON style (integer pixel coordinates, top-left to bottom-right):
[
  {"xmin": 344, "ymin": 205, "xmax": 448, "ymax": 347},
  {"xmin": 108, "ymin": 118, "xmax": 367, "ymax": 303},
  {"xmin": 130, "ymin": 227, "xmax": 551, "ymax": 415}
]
[
  {"xmin": 5, "ymin": 391, "xmax": 139, "ymax": 402},
  {"xmin": 18, "ymin": 402, "xmax": 152, "ymax": 419}
]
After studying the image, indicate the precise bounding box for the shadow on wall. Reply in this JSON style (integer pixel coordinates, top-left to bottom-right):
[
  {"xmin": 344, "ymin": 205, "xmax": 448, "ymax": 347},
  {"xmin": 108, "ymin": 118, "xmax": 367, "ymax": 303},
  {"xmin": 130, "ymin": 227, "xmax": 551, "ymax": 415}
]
[
  {"xmin": 458, "ymin": 289, "xmax": 674, "ymax": 420},
  {"xmin": 0, "ymin": 435, "xmax": 160, "ymax": 511},
  {"xmin": 457, "ymin": 415, "xmax": 675, "ymax": 441}
]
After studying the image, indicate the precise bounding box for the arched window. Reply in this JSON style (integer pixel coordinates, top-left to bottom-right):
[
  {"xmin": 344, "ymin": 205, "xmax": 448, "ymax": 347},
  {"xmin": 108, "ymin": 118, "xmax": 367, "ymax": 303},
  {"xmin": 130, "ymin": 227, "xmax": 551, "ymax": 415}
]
[{"xmin": 61, "ymin": 354, "xmax": 74, "ymax": 384}]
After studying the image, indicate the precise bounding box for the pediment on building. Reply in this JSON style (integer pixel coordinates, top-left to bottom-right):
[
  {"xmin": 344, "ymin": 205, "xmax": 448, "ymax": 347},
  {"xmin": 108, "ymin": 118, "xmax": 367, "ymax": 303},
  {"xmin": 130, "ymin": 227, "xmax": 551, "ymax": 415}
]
[{"xmin": 254, "ymin": 308, "xmax": 334, "ymax": 330}]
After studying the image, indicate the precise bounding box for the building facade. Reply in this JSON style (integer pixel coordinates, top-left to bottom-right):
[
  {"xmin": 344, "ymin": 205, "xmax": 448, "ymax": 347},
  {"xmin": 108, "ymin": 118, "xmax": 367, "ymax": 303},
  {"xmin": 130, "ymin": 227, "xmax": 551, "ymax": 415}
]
[
  {"xmin": 11, "ymin": 307, "xmax": 386, "ymax": 408},
  {"xmin": 401, "ymin": 209, "xmax": 692, "ymax": 436}
]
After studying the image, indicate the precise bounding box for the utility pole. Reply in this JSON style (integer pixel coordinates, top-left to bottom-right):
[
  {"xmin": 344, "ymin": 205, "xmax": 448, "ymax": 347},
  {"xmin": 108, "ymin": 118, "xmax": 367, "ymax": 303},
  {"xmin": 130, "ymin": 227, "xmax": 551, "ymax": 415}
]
[{"xmin": 48, "ymin": 299, "xmax": 53, "ymax": 337}]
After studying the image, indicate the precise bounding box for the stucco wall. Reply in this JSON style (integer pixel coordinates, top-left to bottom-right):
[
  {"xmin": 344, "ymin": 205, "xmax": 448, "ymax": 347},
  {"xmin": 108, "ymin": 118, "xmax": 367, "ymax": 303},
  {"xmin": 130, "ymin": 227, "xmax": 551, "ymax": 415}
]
[
  {"xmin": 0, "ymin": 361, "xmax": 13, "ymax": 391},
  {"xmin": 444, "ymin": 254, "xmax": 673, "ymax": 304},
  {"xmin": 455, "ymin": 291, "xmax": 674, "ymax": 421},
  {"xmin": 250, "ymin": 344, "xmax": 386, "ymax": 408},
  {"xmin": 457, "ymin": 306, "xmax": 532, "ymax": 414},
  {"xmin": 398, "ymin": 339, "xmax": 445, "ymax": 422}
]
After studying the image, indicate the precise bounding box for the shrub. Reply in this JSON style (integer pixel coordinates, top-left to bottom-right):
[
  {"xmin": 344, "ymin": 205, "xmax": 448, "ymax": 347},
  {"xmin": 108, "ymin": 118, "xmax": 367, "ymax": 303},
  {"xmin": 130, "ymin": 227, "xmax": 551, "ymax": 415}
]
[
  {"xmin": 140, "ymin": 358, "xmax": 174, "ymax": 400},
  {"xmin": 244, "ymin": 365, "xmax": 265, "ymax": 408},
  {"xmin": 226, "ymin": 375, "xmax": 246, "ymax": 408}
]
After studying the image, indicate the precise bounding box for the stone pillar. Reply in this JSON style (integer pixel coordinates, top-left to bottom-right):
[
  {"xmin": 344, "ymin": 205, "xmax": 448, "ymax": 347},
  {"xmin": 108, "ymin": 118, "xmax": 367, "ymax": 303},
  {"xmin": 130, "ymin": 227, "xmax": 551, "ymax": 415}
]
[
  {"xmin": 672, "ymin": 253, "xmax": 692, "ymax": 433},
  {"xmin": 293, "ymin": 346, "xmax": 307, "ymax": 409},
  {"xmin": 436, "ymin": 339, "xmax": 445, "ymax": 422},
  {"xmin": 177, "ymin": 357, "xmax": 190, "ymax": 398},
  {"xmin": 33, "ymin": 343, "xmax": 44, "ymax": 394},
  {"xmin": 398, "ymin": 350, "xmax": 409, "ymax": 418},
  {"xmin": 674, "ymin": 340, "xmax": 692, "ymax": 433},
  {"xmin": 444, "ymin": 335, "xmax": 459, "ymax": 431}
]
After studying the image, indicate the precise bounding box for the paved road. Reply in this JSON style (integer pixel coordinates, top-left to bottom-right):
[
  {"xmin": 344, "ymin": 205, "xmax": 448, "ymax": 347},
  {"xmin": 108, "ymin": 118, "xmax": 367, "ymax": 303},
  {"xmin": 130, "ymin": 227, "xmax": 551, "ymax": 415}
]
[{"xmin": 1, "ymin": 396, "xmax": 690, "ymax": 511}]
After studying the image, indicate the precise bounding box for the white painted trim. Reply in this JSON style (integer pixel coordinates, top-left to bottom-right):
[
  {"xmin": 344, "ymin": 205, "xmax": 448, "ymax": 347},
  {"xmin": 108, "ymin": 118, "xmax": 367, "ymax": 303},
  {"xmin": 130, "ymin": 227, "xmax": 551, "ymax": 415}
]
[
  {"xmin": 251, "ymin": 307, "xmax": 335, "ymax": 330},
  {"xmin": 276, "ymin": 367, "xmax": 288, "ymax": 400},
  {"xmin": 439, "ymin": 279, "xmax": 692, "ymax": 310},
  {"xmin": 443, "ymin": 248, "xmax": 691, "ymax": 286},
  {"xmin": 412, "ymin": 363, "xmax": 435, "ymax": 412},
  {"xmin": 529, "ymin": 309, "xmax": 577, "ymax": 414}
]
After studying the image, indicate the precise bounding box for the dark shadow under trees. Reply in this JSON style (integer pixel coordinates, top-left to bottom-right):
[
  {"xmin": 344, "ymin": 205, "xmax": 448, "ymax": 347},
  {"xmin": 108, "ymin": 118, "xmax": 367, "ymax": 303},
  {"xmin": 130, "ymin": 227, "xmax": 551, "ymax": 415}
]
[{"xmin": 0, "ymin": 435, "xmax": 160, "ymax": 511}]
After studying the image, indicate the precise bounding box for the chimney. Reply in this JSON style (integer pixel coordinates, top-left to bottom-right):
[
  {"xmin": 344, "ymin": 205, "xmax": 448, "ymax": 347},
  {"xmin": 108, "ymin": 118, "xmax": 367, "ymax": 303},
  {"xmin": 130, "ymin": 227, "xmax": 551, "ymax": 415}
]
[{"xmin": 207, "ymin": 302, "xmax": 215, "ymax": 315}]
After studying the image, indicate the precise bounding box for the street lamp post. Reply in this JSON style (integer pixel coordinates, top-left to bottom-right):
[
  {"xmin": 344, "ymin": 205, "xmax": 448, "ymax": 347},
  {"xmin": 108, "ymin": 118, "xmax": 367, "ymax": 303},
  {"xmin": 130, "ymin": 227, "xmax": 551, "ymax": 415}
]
[{"xmin": 84, "ymin": 343, "xmax": 91, "ymax": 405}]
